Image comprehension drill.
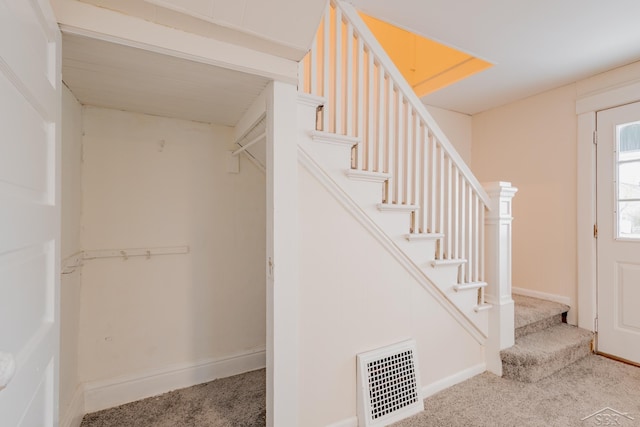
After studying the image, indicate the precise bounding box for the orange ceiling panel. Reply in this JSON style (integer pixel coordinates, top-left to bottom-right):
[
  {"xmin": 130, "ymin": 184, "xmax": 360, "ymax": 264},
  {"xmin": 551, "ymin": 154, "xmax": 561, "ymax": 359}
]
[{"xmin": 359, "ymin": 13, "xmax": 492, "ymax": 97}]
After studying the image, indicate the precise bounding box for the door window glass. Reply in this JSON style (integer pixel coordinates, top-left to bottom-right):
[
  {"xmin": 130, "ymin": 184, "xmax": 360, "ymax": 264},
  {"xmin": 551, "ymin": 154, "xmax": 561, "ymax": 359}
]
[{"xmin": 617, "ymin": 122, "xmax": 640, "ymax": 239}]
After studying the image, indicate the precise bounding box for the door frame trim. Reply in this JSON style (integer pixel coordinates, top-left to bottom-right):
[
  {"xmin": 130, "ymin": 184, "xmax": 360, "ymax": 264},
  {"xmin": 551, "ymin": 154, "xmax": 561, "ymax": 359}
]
[{"xmin": 576, "ymin": 69, "xmax": 640, "ymax": 332}]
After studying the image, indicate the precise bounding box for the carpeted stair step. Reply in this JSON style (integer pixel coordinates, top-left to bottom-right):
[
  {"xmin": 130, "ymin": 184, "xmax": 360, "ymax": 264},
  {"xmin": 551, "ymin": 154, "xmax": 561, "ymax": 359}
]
[
  {"xmin": 513, "ymin": 294, "xmax": 570, "ymax": 339},
  {"xmin": 501, "ymin": 323, "xmax": 593, "ymax": 382}
]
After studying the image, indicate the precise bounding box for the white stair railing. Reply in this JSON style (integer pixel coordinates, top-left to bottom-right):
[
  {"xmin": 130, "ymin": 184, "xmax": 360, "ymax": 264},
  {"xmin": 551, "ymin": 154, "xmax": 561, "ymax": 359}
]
[{"xmin": 299, "ymin": 0, "xmax": 491, "ymax": 298}]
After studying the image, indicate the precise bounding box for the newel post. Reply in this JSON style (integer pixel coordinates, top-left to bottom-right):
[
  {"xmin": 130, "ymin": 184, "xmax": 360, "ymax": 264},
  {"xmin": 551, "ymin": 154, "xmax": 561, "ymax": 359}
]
[{"xmin": 483, "ymin": 181, "xmax": 517, "ymax": 375}]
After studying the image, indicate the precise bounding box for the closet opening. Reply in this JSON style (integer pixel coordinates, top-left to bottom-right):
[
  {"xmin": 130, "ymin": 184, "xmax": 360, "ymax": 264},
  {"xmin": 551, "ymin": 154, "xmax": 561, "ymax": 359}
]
[{"xmin": 60, "ymin": 31, "xmax": 269, "ymax": 422}]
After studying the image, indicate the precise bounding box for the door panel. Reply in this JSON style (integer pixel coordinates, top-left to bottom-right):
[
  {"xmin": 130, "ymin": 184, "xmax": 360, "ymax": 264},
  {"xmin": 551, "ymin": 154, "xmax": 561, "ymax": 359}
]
[
  {"xmin": 617, "ymin": 262, "xmax": 640, "ymax": 332},
  {"xmin": 0, "ymin": 245, "xmax": 52, "ymax": 351},
  {"xmin": 0, "ymin": 72, "xmax": 51, "ymax": 199},
  {"xmin": 596, "ymin": 101, "xmax": 640, "ymax": 365},
  {"xmin": 0, "ymin": 0, "xmax": 61, "ymax": 425},
  {"xmin": 0, "ymin": 0, "xmax": 58, "ymax": 108}
]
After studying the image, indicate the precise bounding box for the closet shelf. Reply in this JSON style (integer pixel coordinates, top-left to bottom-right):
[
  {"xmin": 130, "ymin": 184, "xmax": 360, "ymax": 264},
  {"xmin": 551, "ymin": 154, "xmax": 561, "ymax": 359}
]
[{"xmin": 83, "ymin": 246, "xmax": 190, "ymax": 260}]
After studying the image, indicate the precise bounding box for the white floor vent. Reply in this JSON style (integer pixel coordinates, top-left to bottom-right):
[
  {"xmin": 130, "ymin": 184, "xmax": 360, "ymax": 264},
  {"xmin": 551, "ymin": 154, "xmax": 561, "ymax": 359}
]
[{"xmin": 357, "ymin": 339, "xmax": 423, "ymax": 426}]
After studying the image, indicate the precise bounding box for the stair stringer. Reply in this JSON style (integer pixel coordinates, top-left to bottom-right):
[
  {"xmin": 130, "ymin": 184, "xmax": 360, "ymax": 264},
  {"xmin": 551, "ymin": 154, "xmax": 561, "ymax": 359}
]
[{"xmin": 298, "ymin": 142, "xmax": 489, "ymax": 344}]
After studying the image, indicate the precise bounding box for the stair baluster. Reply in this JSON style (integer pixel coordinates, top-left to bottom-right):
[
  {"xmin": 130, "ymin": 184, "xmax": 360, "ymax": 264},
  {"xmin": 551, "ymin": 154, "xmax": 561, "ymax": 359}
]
[{"xmin": 298, "ymin": 0, "xmax": 516, "ymax": 351}]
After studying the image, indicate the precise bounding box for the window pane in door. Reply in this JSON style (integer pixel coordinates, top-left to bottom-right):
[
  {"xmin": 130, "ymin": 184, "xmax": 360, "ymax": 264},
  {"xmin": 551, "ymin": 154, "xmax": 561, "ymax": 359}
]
[
  {"xmin": 619, "ymin": 122, "xmax": 640, "ymax": 159},
  {"xmin": 619, "ymin": 201, "xmax": 640, "ymax": 239},
  {"xmin": 618, "ymin": 161, "xmax": 640, "ymax": 200},
  {"xmin": 617, "ymin": 122, "xmax": 640, "ymax": 239}
]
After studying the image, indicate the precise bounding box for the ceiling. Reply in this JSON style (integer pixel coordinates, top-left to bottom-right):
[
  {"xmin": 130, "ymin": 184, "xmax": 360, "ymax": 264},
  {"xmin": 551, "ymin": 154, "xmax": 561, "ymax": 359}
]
[
  {"xmin": 359, "ymin": 12, "xmax": 492, "ymax": 98},
  {"xmin": 350, "ymin": 0, "xmax": 640, "ymax": 114},
  {"xmin": 59, "ymin": 0, "xmax": 325, "ymax": 128},
  {"xmin": 61, "ymin": 0, "xmax": 640, "ymax": 124},
  {"xmin": 79, "ymin": 0, "xmax": 327, "ymax": 61},
  {"xmin": 62, "ymin": 32, "xmax": 271, "ymax": 126}
]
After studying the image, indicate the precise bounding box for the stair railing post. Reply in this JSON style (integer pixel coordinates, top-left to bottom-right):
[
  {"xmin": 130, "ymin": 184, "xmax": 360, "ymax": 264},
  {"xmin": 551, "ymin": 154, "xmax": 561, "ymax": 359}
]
[{"xmin": 483, "ymin": 181, "xmax": 518, "ymax": 376}]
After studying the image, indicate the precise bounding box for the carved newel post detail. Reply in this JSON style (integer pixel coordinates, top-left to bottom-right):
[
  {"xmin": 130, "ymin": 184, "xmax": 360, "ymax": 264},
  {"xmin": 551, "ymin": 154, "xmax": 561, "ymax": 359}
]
[{"xmin": 483, "ymin": 181, "xmax": 518, "ymax": 375}]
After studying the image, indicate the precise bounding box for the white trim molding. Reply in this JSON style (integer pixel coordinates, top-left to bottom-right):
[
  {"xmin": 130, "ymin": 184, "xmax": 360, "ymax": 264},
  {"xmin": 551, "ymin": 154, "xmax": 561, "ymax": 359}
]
[
  {"xmin": 326, "ymin": 416, "xmax": 358, "ymax": 427},
  {"xmin": 421, "ymin": 363, "xmax": 486, "ymax": 398},
  {"xmin": 575, "ymin": 61, "xmax": 640, "ymax": 115},
  {"xmin": 83, "ymin": 349, "xmax": 266, "ymax": 413},
  {"xmin": 512, "ymin": 287, "xmax": 571, "ymax": 306},
  {"xmin": 298, "ymin": 145, "xmax": 488, "ymax": 345},
  {"xmin": 51, "ymin": 0, "xmax": 298, "ymax": 84},
  {"xmin": 483, "ymin": 181, "xmax": 517, "ymax": 376},
  {"xmin": 575, "ymin": 61, "xmax": 640, "ymax": 332},
  {"xmin": 324, "ymin": 362, "xmax": 486, "ymax": 427},
  {"xmin": 59, "ymin": 385, "xmax": 85, "ymax": 427},
  {"xmin": 576, "ymin": 112, "xmax": 597, "ymax": 331}
]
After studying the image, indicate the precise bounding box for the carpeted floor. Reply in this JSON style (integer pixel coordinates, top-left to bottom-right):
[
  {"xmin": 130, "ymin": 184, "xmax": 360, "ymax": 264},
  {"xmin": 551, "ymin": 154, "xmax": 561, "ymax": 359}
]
[
  {"xmin": 81, "ymin": 355, "xmax": 640, "ymax": 427},
  {"xmin": 394, "ymin": 355, "xmax": 640, "ymax": 427},
  {"xmin": 80, "ymin": 369, "xmax": 266, "ymax": 427},
  {"xmin": 513, "ymin": 294, "xmax": 569, "ymax": 330}
]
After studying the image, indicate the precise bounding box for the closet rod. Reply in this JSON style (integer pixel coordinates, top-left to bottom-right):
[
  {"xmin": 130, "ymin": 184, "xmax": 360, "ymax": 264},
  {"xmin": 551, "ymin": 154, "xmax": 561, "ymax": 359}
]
[
  {"xmin": 231, "ymin": 132, "xmax": 266, "ymax": 157},
  {"xmin": 83, "ymin": 246, "xmax": 190, "ymax": 260}
]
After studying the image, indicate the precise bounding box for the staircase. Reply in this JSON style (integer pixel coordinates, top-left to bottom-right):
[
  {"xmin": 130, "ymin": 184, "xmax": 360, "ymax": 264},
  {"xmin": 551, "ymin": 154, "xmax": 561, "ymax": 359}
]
[
  {"xmin": 501, "ymin": 295, "xmax": 594, "ymax": 382},
  {"xmin": 294, "ymin": 0, "xmax": 599, "ymax": 387},
  {"xmin": 297, "ymin": 105, "xmax": 491, "ymax": 340},
  {"xmin": 292, "ymin": 0, "xmax": 599, "ymax": 395},
  {"xmin": 297, "ymin": 0, "xmax": 507, "ymax": 341}
]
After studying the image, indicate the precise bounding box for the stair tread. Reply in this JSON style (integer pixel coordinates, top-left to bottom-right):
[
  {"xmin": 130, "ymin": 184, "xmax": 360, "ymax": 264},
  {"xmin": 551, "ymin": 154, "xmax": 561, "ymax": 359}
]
[
  {"xmin": 376, "ymin": 203, "xmax": 418, "ymax": 212},
  {"xmin": 474, "ymin": 302, "xmax": 492, "ymax": 312},
  {"xmin": 501, "ymin": 324, "xmax": 593, "ymax": 366},
  {"xmin": 455, "ymin": 281, "xmax": 487, "ymax": 291},
  {"xmin": 310, "ymin": 130, "xmax": 360, "ymax": 146},
  {"xmin": 431, "ymin": 258, "xmax": 466, "ymax": 267},
  {"xmin": 405, "ymin": 232, "xmax": 444, "ymax": 241},
  {"xmin": 514, "ymin": 294, "xmax": 570, "ymax": 330}
]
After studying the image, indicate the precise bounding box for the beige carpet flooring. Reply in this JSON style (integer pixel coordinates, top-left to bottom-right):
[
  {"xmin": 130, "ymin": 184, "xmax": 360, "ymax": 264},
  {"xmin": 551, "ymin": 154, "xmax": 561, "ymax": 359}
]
[
  {"xmin": 394, "ymin": 355, "xmax": 640, "ymax": 427},
  {"xmin": 80, "ymin": 369, "xmax": 265, "ymax": 427},
  {"xmin": 81, "ymin": 355, "xmax": 640, "ymax": 427},
  {"xmin": 512, "ymin": 294, "xmax": 569, "ymax": 339}
]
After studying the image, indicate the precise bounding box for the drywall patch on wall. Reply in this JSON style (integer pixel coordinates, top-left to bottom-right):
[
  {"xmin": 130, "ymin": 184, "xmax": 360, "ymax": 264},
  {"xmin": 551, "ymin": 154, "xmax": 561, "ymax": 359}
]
[{"xmin": 78, "ymin": 107, "xmax": 266, "ymax": 387}]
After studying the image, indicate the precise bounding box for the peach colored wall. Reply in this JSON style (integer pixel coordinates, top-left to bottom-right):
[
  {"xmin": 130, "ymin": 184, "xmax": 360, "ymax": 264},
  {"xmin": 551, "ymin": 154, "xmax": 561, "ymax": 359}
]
[
  {"xmin": 425, "ymin": 104, "xmax": 473, "ymax": 165},
  {"xmin": 78, "ymin": 107, "xmax": 266, "ymax": 383},
  {"xmin": 472, "ymin": 84, "xmax": 578, "ymax": 308},
  {"xmin": 60, "ymin": 85, "xmax": 84, "ymax": 425}
]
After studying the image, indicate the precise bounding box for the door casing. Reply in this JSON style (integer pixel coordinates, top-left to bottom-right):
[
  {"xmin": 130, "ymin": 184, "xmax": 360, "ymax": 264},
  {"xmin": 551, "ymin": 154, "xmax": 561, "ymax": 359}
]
[{"xmin": 577, "ymin": 69, "xmax": 640, "ymax": 334}]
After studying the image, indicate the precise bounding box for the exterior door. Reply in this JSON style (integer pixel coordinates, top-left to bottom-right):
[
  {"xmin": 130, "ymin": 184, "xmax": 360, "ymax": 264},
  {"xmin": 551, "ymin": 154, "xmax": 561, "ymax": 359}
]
[
  {"xmin": 0, "ymin": 0, "xmax": 62, "ymax": 425},
  {"xmin": 596, "ymin": 101, "xmax": 640, "ymax": 365}
]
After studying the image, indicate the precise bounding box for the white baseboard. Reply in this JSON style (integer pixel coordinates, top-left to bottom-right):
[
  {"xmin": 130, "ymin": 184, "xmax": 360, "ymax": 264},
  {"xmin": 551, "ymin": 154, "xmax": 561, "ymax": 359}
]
[
  {"xmin": 59, "ymin": 385, "xmax": 85, "ymax": 427},
  {"xmin": 421, "ymin": 362, "xmax": 486, "ymax": 398},
  {"xmin": 512, "ymin": 287, "xmax": 576, "ymax": 325},
  {"xmin": 84, "ymin": 349, "xmax": 266, "ymax": 413},
  {"xmin": 327, "ymin": 364, "xmax": 486, "ymax": 427},
  {"xmin": 326, "ymin": 363, "xmax": 487, "ymax": 427},
  {"xmin": 326, "ymin": 416, "xmax": 358, "ymax": 427}
]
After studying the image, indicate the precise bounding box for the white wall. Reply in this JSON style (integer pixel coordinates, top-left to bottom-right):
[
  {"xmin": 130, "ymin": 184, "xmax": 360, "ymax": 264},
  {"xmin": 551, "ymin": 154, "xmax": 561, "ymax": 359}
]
[
  {"xmin": 78, "ymin": 0, "xmax": 326, "ymax": 61},
  {"xmin": 60, "ymin": 85, "xmax": 84, "ymax": 426},
  {"xmin": 78, "ymin": 107, "xmax": 266, "ymax": 386},
  {"xmin": 425, "ymin": 104, "xmax": 473, "ymax": 165},
  {"xmin": 297, "ymin": 166, "xmax": 485, "ymax": 427},
  {"xmin": 472, "ymin": 84, "xmax": 578, "ymax": 310}
]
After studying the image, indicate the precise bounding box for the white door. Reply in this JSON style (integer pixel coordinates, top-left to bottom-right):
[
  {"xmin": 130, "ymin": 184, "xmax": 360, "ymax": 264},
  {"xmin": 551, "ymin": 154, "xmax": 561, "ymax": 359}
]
[
  {"xmin": 596, "ymin": 101, "xmax": 640, "ymax": 365},
  {"xmin": 0, "ymin": 0, "xmax": 62, "ymax": 425}
]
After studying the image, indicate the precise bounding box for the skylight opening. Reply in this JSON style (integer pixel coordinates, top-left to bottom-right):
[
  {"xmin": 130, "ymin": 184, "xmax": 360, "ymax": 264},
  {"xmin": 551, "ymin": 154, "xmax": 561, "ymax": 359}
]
[{"xmin": 359, "ymin": 13, "xmax": 492, "ymax": 98}]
